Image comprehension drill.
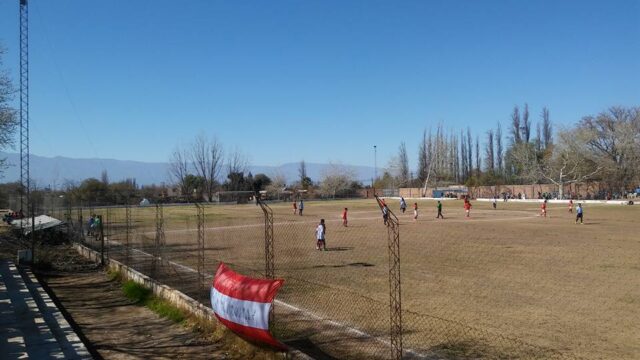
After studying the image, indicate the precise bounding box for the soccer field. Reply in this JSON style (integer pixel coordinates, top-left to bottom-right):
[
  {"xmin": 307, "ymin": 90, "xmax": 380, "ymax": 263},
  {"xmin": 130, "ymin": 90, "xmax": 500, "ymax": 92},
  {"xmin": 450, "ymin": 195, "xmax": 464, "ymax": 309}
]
[{"xmin": 90, "ymin": 199, "xmax": 639, "ymax": 359}]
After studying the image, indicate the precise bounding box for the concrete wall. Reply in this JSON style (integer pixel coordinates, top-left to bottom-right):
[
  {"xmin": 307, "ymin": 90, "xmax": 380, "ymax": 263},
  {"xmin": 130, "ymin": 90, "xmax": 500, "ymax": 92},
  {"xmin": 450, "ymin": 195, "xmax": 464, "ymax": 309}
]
[
  {"xmin": 399, "ymin": 182, "xmax": 612, "ymax": 200},
  {"xmin": 468, "ymin": 182, "xmax": 608, "ymax": 199}
]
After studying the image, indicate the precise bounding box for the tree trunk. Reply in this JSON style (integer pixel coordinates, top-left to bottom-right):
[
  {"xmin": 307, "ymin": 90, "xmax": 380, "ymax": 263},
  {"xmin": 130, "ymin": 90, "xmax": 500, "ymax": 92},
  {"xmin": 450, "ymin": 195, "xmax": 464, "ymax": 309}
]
[{"xmin": 558, "ymin": 182, "xmax": 564, "ymax": 199}]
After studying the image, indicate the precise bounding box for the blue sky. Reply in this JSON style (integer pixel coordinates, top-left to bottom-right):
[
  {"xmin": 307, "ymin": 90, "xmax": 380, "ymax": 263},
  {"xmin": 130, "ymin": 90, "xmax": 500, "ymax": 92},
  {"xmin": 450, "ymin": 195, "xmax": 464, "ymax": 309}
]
[{"xmin": 0, "ymin": 0, "xmax": 638, "ymax": 168}]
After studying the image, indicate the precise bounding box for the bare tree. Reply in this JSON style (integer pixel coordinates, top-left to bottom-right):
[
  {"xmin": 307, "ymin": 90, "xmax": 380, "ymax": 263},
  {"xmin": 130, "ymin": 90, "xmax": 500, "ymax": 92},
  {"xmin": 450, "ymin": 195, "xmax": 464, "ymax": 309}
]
[
  {"xmin": 510, "ymin": 128, "xmax": 601, "ymax": 198},
  {"xmin": 510, "ymin": 106, "xmax": 521, "ymax": 144},
  {"xmin": 227, "ymin": 147, "xmax": 248, "ymax": 175},
  {"xmin": 0, "ymin": 46, "xmax": 17, "ymax": 177},
  {"xmin": 475, "ymin": 135, "xmax": 481, "ymax": 176},
  {"xmin": 521, "ymin": 103, "xmax": 531, "ymax": 143},
  {"xmin": 467, "ymin": 128, "xmax": 473, "ymax": 177},
  {"xmin": 460, "ymin": 130, "xmax": 468, "ymax": 180},
  {"xmin": 535, "ymin": 122, "xmax": 542, "ymax": 153},
  {"xmin": 319, "ymin": 163, "xmax": 356, "ymax": 198},
  {"xmin": 100, "ymin": 170, "xmax": 109, "ymax": 185},
  {"xmin": 578, "ymin": 106, "xmax": 640, "ymax": 192},
  {"xmin": 496, "ymin": 122, "xmax": 503, "ymax": 175},
  {"xmin": 485, "ymin": 130, "xmax": 495, "ymax": 172},
  {"xmin": 397, "ymin": 142, "xmax": 410, "ymax": 186},
  {"xmin": 191, "ymin": 134, "xmax": 224, "ymax": 202},
  {"xmin": 542, "ymin": 107, "xmax": 553, "ymax": 149},
  {"xmin": 168, "ymin": 145, "xmax": 190, "ymax": 197},
  {"xmin": 298, "ymin": 160, "xmax": 312, "ymax": 189},
  {"xmin": 265, "ymin": 171, "xmax": 287, "ymax": 199},
  {"xmin": 417, "ymin": 130, "xmax": 428, "ymax": 183}
]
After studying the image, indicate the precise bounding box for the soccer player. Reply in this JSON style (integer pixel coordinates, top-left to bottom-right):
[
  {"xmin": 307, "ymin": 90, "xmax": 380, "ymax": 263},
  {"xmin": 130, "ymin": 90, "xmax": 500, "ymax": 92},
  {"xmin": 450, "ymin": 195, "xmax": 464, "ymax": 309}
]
[
  {"xmin": 575, "ymin": 203, "xmax": 584, "ymax": 224},
  {"xmin": 436, "ymin": 201, "xmax": 444, "ymax": 219},
  {"xmin": 400, "ymin": 197, "xmax": 407, "ymax": 213},
  {"xmin": 568, "ymin": 199, "xmax": 573, "ymax": 213},
  {"xmin": 464, "ymin": 199, "xmax": 472, "ymax": 217},
  {"xmin": 492, "ymin": 196, "xmax": 497, "ymax": 210},
  {"xmin": 540, "ymin": 199, "xmax": 547, "ymax": 217},
  {"xmin": 316, "ymin": 219, "xmax": 327, "ymax": 251},
  {"xmin": 382, "ymin": 204, "xmax": 389, "ymax": 225},
  {"xmin": 413, "ymin": 202, "xmax": 419, "ymax": 221},
  {"xmin": 292, "ymin": 201, "xmax": 297, "ymax": 215},
  {"xmin": 299, "ymin": 199, "xmax": 304, "ymax": 216},
  {"xmin": 342, "ymin": 208, "xmax": 348, "ymax": 227}
]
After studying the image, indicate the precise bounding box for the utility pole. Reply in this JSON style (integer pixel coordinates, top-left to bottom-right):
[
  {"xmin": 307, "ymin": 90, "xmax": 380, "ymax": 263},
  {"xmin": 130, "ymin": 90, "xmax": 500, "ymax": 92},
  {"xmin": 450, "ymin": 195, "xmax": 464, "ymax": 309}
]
[{"xmin": 374, "ymin": 145, "xmax": 377, "ymax": 185}]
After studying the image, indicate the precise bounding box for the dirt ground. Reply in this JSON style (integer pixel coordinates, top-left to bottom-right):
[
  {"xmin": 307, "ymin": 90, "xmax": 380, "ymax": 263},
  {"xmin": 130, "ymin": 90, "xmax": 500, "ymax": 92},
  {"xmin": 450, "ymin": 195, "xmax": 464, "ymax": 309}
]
[
  {"xmin": 82, "ymin": 199, "xmax": 640, "ymax": 359},
  {"xmin": 41, "ymin": 265, "xmax": 237, "ymax": 359}
]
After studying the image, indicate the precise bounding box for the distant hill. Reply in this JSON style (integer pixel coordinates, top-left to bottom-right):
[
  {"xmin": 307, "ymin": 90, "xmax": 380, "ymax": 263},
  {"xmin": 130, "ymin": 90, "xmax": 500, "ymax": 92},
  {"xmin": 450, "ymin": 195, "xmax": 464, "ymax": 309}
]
[{"xmin": 0, "ymin": 152, "xmax": 376, "ymax": 188}]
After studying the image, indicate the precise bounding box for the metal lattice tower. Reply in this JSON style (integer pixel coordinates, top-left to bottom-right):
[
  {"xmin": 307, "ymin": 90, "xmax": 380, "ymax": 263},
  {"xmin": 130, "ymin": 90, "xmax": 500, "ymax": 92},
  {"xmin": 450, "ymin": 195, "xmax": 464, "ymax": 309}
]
[
  {"xmin": 257, "ymin": 198, "xmax": 275, "ymax": 279},
  {"xmin": 375, "ymin": 195, "xmax": 403, "ymax": 359},
  {"xmin": 19, "ymin": 0, "xmax": 30, "ymax": 220}
]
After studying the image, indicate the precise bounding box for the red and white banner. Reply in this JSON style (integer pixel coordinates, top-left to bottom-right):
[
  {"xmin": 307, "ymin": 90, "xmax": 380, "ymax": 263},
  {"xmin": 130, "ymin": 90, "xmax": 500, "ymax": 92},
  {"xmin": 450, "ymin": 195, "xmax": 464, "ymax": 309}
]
[{"xmin": 211, "ymin": 263, "xmax": 286, "ymax": 350}]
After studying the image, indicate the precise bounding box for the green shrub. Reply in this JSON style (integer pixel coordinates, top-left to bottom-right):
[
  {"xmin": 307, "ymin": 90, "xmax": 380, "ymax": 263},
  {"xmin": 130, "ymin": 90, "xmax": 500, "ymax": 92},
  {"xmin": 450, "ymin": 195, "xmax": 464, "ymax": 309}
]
[
  {"xmin": 121, "ymin": 280, "xmax": 185, "ymax": 323},
  {"xmin": 122, "ymin": 280, "xmax": 152, "ymax": 303}
]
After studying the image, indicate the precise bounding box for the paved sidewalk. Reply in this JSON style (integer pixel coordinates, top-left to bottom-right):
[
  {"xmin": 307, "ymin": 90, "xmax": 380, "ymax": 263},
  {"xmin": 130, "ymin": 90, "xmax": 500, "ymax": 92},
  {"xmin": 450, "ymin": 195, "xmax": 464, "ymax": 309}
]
[{"xmin": 0, "ymin": 260, "xmax": 91, "ymax": 359}]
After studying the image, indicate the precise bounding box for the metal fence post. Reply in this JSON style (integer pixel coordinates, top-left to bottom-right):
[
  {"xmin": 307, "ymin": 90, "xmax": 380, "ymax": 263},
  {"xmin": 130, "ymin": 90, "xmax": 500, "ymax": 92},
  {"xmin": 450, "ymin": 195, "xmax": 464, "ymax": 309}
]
[
  {"xmin": 98, "ymin": 214, "xmax": 105, "ymax": 266},
  {"xmin": 195, "ymin": 203, "xmax": 205, "ymax": 295},
  {"xmin": 257, "ymin": 198, "xmax": 275, "ymax": 279},
  {"xmin": 30, "ymin": 202, "xmax": 35, "ymax": 264},
  {"xmin": 375, "ymin": 195, "xmax": 403, "ymax": 359},
  {"xmin": 125, "ymin": 204, "xmax": 131, "ymax": 266},
  {"xmin": 105, "ymin": 208, "xmax": 111, "ymax": 259},
  {"xmin": 153, "ymin": 203, "xmax": 165, "ymax": 278}
]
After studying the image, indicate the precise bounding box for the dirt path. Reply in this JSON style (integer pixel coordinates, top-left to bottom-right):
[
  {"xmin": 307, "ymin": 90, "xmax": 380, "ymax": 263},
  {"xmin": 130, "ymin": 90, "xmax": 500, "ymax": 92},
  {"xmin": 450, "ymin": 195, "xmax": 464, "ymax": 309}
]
[{"xmin": 39, "ymin": 265, "xmax": 238, "ymax": 360}]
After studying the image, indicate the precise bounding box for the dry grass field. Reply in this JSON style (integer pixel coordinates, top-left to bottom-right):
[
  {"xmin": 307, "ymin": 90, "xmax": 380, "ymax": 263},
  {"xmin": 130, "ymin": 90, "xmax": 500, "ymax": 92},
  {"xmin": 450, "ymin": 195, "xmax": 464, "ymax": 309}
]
[{"xmin": 87, "ymin": 199, "xmax": 639, "ymax": 359}]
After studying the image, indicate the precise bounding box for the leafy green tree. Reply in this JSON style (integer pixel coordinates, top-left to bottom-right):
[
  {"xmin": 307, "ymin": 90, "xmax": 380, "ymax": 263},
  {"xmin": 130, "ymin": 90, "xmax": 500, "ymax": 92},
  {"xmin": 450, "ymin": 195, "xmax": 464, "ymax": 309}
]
[
  {"xmin": 78, "ymin": 178, "xmax": 110, "ymax": 204},
  {"xmin": 184, "ymin": 174, "xmax": 206, "ymax": 200},
  {"xmin": 251, "ymin": 173, "xmax": 272, "ymax": 192},
  {"xmin": 225, "ymin": 172, "xmax": 248, "ymax": 191}
]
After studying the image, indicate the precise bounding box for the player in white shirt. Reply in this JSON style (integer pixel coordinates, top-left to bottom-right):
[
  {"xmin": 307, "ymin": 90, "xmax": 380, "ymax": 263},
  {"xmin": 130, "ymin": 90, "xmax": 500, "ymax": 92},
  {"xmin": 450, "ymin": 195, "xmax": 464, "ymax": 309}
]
[{"xmin": 316, "ymin": 219, "xmax": 327, "ymax": 251}]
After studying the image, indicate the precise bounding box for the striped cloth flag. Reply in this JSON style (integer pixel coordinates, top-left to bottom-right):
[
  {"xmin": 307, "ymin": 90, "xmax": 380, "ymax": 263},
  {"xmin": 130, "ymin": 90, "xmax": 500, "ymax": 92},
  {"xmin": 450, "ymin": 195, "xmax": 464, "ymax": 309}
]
[{"xmin": 210, "ymin": 263, "xmax": 286, "ymax": 350}]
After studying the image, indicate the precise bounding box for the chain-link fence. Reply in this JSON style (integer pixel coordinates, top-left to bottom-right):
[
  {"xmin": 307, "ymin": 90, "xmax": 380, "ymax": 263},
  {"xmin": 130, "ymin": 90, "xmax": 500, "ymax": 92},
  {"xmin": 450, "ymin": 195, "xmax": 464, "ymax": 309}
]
[{"xmin": 31, "ymin": 198, "xmax": 640, "ymax": 359}]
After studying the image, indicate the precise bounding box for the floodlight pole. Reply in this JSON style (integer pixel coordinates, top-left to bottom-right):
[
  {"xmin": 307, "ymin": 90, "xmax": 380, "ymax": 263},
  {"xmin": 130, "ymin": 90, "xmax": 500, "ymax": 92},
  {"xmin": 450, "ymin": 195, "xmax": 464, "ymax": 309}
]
[{"xmin": 374, "ymin": 145, "xmax": 377, "ymax": 184}]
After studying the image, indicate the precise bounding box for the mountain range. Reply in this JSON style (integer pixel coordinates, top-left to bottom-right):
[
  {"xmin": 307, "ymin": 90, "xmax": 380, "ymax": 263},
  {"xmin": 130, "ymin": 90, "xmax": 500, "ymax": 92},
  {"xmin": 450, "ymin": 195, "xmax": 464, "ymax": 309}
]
[{"xmin": 0, "ymin": 152, "xmax": 376, "ymax": 188}]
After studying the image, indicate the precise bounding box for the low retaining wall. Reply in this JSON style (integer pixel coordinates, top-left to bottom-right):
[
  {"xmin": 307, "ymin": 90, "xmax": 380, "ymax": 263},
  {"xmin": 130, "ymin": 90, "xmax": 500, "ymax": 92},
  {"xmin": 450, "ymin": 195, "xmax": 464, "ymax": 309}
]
[
  {"xmin": 475, "ymin": 198, "xmax": 632, "ymax": 205},
  {"xmin": 73, "ymin": 243, "xmax": 216, "ymax": 323}
]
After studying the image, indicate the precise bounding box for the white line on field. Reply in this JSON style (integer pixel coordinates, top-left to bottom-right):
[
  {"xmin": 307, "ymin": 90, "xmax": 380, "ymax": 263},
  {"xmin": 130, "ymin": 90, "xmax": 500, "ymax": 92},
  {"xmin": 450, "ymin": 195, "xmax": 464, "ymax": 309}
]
[{"xmin": 144, "ymin": 211, "xmax": 540, "ymax": 236}]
